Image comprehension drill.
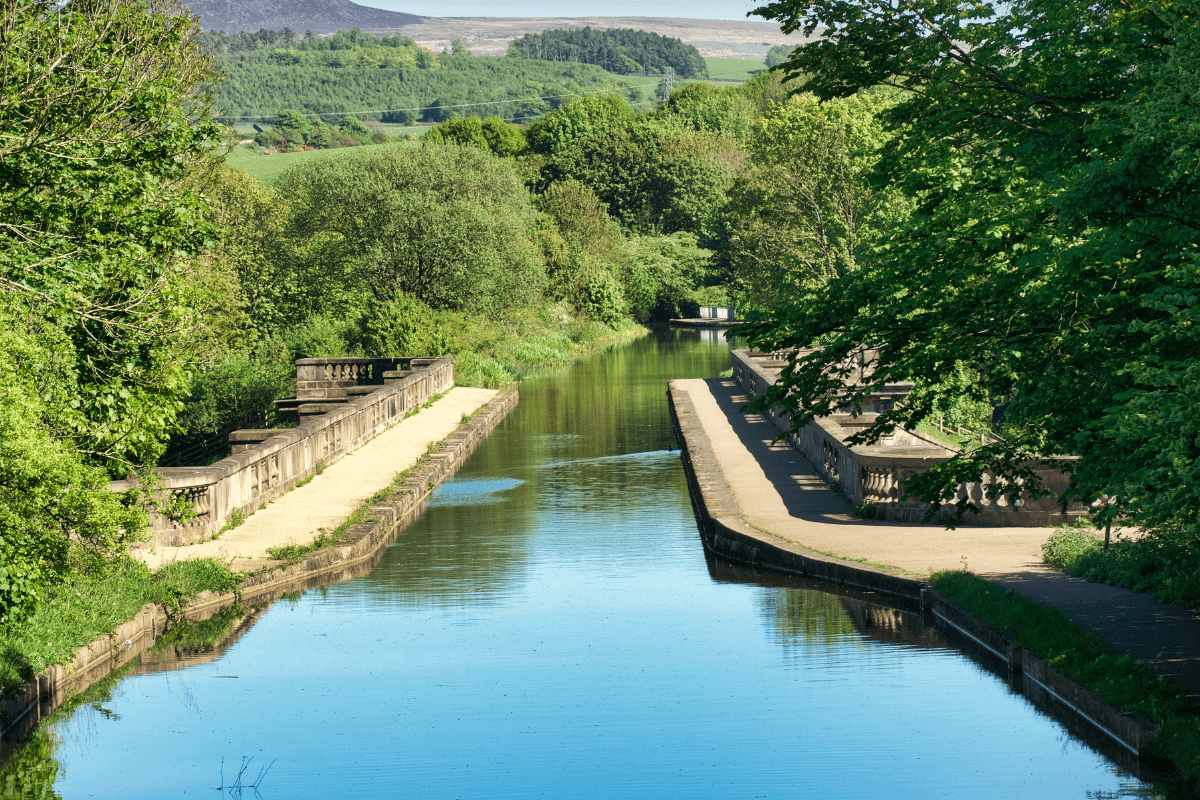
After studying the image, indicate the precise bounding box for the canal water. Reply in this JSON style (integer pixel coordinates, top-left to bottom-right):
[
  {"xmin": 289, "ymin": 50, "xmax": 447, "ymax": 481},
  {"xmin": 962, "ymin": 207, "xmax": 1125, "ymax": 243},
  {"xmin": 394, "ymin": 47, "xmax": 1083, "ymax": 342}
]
[{"xmin": 34, "ymin": 329, "xmax": 1150, "ymax": 797}]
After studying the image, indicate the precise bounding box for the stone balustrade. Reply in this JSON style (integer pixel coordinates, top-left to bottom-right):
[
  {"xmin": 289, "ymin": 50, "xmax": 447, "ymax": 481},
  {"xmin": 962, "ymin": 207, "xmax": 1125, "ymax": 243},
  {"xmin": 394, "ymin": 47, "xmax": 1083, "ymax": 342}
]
[
  {"xmin": 113, "ymin": 357, "xmax": 454, "ymax": 547},
  {"xmin": 732, "ymin": 349, "xmax": 1082, "ymax": 526}
]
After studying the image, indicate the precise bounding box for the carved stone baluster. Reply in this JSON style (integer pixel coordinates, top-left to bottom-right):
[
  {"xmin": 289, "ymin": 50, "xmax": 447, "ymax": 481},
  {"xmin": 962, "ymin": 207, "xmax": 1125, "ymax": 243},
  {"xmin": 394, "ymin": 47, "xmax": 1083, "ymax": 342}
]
[{"xmin": 882, "ymin": 468, "xmax": 893, "ymax": 502}]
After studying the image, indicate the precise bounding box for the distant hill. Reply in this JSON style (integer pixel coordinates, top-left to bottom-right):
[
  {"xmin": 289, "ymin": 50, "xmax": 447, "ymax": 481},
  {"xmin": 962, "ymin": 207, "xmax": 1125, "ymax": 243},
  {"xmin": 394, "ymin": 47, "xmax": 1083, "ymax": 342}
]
[{"xmin": 187, "ymin": 0, "xmax": 424, "ymax": 35}]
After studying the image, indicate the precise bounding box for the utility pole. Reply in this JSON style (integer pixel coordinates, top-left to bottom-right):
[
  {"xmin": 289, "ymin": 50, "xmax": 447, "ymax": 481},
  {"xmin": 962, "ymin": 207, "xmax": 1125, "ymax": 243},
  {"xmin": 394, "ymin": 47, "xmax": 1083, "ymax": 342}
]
[{"xmin": 660, "ymin": 67, "xmax": 674, "ymax": 103}]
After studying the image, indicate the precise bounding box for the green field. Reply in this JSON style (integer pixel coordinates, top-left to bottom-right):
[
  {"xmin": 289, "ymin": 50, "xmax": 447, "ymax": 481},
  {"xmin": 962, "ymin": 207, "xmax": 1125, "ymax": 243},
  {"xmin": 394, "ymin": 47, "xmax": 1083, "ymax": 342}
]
[
  {"xmin": 222, "ymin": 142, "xmax": 417, "ymax": 186},
  {"xmin": 704, "ymin": 57, "xmax": 767, "ymax": 82}
]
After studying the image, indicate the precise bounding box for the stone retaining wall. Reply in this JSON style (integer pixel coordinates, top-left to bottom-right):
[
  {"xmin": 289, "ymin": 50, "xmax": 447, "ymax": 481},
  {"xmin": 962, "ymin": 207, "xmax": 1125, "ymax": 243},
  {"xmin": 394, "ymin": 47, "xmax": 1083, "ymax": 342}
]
[
  {"xmin": 113, "ymin": 357, "xmax": 454, "ymax": 547},
  {"xmin": 1, "ymin": 390, "xmax": 517, "ymax": 761}
]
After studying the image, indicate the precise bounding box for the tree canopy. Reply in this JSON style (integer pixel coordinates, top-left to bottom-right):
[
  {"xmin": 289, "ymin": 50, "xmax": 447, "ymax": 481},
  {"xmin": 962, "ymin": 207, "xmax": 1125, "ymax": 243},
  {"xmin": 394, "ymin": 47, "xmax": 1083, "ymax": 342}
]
[
  {"xmin": 743, "ymin": 0, "xmax": 1200, "ymax": 534},
  {"xmin": 275, "ymin": 145, "xmax": 545, "ymax": 313},
  {"xmin": 507, "ymin": 27, "xmax": 707, "ymax": 78},
  {"xmin": 717, "ymin": 90, "xmax": 903, "ymax": 311},
  {"xmin": 0, "ymin": 0, "xmax": 219, "ymax": 620}
]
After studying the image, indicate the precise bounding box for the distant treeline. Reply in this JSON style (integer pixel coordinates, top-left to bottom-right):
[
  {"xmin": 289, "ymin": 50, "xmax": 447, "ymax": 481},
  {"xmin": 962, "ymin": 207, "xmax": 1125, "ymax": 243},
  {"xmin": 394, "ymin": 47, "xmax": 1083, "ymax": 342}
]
[
  {"xmin": 199, "ymin": 27, "xmax": 418, "ymax": 55},
  {"xmin": 507, "ymin": 28, "xmax": 707, "ymax": 79},
  {"xmin": 209, "ymin": 46, "xmax": 648, "ymax": 124}
]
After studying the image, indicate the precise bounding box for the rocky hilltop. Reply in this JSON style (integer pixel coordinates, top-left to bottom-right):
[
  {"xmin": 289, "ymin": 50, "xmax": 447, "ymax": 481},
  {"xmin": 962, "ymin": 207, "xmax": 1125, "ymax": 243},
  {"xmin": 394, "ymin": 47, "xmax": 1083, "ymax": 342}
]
[{"xmin": 188, "ymin": 0, "xmax": 424, "ymax": 35}]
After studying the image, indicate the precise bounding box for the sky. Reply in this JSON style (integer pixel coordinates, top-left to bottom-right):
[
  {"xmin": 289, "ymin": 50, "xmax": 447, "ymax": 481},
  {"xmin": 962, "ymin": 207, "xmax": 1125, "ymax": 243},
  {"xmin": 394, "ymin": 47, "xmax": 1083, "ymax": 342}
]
[{"xmin": 365, "ymin": 0, "xmax": 769, "ymax": 21}]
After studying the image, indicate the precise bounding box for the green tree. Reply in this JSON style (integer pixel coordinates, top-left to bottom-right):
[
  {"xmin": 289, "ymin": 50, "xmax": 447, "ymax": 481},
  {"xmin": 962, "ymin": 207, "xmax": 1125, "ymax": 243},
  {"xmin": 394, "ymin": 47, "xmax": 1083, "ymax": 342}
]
[
  {"xmin": 276, "ymin": 145, "xmax": 546, "ymax": 312},
  {"xmin": 338, "ymin": 115, "xmax": 370, "ymax": 142},
  {"xmin": 0, "ymin": 0, "xmax": 218, "ymax": 619},
  {"xmin": 272, "ymin": 108, "xmax": 310, "ymax": 149},
  {"xmin": 622, "ymin": 232, "xmax": 713, "ymax": 322},
  {"xmin": 307, "ymin": 118, "xmax": 334, "ymax": 149},
  {"xmin": 424, "ymin": 116, "xmax": 527, "ymax": 157},
  {"xmin": 718, "ymin": 90, "xmax": 903, "ymax": 311},
  {"xmin": 765, "ymin": 44, "xmax": 793, "ymax": 68},
  {"xmin": 541, "ymin": 118, "xmax": 744, "ymax": 241},
  {"xmin": 657, "ymin": 82, "xmax": 755, "ymax": 141},
  {"xmin": 744, "ymin": 0, "xmax": 1200, "ymax": 534},
  {"xmin": 358, "ymin": 293, "xmax": 450, "ymax": 357},
  {"xmin": 538, "ymin": 180, "xmax": 626, "ymax": 314},
  {"xmin": 525, "ymin": 94, "xmax": 636, "ymax": 158}
]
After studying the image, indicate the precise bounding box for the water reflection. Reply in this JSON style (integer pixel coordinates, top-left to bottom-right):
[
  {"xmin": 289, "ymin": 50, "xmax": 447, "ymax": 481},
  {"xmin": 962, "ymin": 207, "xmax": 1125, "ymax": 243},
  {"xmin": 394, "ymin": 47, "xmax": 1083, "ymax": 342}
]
[{"xmin": 2, "ymin": 329, "xmax": 1157, "ymax": 799}]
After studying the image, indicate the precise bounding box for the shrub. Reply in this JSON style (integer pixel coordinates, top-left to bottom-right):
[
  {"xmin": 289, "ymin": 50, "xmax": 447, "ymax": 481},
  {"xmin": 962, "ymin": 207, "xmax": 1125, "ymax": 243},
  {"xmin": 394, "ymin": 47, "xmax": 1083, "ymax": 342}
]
[
  {"xmin": 578, "ymin": 265, "xmax": 627, "ymax": 327},
  {"xmin": 1043, "ymin": 521, "xmax": 1200, "ymax": 611},
  {"xmin": 357, "ymin": 293, "xmax": 451, "ymax": 357}
]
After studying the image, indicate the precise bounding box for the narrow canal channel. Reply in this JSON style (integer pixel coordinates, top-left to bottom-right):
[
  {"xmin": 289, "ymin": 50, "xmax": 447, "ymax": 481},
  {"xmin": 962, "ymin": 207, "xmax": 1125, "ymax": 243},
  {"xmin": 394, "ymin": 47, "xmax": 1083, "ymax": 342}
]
[{"xmin": 40, "ymin": 329, "xmax": 1148, "ymax": 798}]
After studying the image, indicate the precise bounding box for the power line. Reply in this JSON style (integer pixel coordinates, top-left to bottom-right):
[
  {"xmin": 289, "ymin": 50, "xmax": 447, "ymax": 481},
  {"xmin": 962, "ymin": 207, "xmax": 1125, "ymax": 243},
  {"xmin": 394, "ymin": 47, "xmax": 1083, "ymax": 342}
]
[
  {"xmin": 498, "ymin": 100, "xmax": 658, "ymax": 124},
  {"xmin": 219, "ymin": 81, "xmax": 661, "ymax": 123}
]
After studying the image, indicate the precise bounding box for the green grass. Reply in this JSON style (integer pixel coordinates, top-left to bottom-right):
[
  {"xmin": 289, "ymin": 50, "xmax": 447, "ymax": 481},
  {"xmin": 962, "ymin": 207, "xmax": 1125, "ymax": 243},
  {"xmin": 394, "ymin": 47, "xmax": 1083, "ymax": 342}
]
[
  {"xmin": 932, "ymin": 570, "xmax": 1200, "ymax": 788},
  {"xmin": 265, "ymin": 437, "xmax": 447, "ymax": 567},
  {"xmin": 0, "ymin": 557, "xmax": 241, "ymax": 697},
  {"xmin": 217, "ymin": 508, "xmax": 246, "ymax": 536},
  {"xmin": 704, "ymin": 57, "xmax": 767, "ymax": 82},
  {"xmin": 221, "ymin": 140, "xmax": 419, "ymax": 187},
  {"xmin": 1043, "ymin": 521, "xmax": 1200, "ymax": 612},
  {"xmin": 914, "ymin": 419, "xmax": 983, "ymax": 451},
  {"xmin": 445, "ymin": 303, "xmax": 645, "ymax": 389},
  {"xmin": 265, "ymin": 528, "xmax": 347, "ymax": 565}
]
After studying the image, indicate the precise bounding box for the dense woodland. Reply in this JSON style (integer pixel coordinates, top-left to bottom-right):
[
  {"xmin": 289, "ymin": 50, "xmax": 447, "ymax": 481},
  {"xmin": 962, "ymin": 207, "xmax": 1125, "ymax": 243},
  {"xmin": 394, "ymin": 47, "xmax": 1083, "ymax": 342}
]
[
  {"xmin": 5, "ymin": 0, "xmax": 1200, "ymax": 786},
  {"xmin": 205, "ymin": 28, "xmax": 650, "ymax": 123},
  {"xmin": 506, "ymin": 28, "xmax": 708, "ymax": 78}
]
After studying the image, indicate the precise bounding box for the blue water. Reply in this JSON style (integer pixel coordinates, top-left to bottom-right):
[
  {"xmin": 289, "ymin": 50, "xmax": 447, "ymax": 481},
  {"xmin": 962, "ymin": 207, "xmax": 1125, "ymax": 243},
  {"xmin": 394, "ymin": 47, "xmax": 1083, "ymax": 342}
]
[{"xmin": 42, "ymin": 330, "xmax": 1149, "ymax": 798}]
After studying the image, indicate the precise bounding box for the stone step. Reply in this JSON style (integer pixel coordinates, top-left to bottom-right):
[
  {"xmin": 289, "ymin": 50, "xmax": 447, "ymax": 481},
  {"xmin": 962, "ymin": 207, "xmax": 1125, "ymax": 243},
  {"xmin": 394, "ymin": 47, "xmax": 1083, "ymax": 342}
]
[
  {"xmin": 229, "ymin": 428, "xmax": 278, "ymax": 454},
  {"xmin": 298, "ymin": 402, "xmax": 348, "ymax": 417},
  {"xmin": 382, "ymin": 369, "xmax": 414, "ymax": 383}
]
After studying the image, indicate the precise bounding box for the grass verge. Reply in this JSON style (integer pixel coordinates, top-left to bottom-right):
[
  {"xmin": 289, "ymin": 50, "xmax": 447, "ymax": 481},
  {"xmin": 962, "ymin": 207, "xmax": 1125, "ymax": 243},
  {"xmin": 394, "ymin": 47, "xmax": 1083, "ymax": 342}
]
[
  {"xmin": 443, "ymin": 303, "xmax": 645, "ymax": 389},
  {"xmin": 0, "ymin": 556, "xmax": 241, "ymax": 697},
  {"xmin": 265, "ymin": 528, "xmax": 346, "ymax": 565},
  {"xmin": 264, "ymin": 435, "xmax": 450, "ymax": 567},
  {"xmin": 931, "ymin": 570, "xmax": 1200, "ymax": 787},
  {"xmin": 1043, "ymin": 521, "xmax": 1200, "ymax": 612}
]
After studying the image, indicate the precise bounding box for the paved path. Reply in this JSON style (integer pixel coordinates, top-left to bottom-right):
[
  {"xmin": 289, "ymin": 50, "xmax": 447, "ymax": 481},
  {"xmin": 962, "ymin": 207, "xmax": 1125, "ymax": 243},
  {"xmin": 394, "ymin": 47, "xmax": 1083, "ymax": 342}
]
[
  {"xmin": 675, "ymin": 377, "xmax": 1200, "ymax": 699},
  {"xmin": 138, "ymin": 386, "xmax": 497, "ymax": 573}
]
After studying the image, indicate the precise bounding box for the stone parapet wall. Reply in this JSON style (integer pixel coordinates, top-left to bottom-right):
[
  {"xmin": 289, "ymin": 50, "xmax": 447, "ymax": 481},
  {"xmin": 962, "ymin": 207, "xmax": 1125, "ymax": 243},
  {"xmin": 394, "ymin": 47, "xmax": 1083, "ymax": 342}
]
[
  {"xmin": 294, "ymin": 357, "xmax": 418, "ymax": 401},
  {"xmin": 113, "ymin": 357, "xmax": 454, "ymax": 546},
  {"xmin": 731, "ymin": 349, "xmax": 1081, "ymax": 526}
]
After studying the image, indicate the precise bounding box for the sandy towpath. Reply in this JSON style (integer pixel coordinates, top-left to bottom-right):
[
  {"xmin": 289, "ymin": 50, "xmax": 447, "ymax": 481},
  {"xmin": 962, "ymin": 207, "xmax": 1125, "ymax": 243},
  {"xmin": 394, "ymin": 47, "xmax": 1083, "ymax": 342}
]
[{"xmin": 137, "ymin": 386, "xmax": 497, "ymax": 572}]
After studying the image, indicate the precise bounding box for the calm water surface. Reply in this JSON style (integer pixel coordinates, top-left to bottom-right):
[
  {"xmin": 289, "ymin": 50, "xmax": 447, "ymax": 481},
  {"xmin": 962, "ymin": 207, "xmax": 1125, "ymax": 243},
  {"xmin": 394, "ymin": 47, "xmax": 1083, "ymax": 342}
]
[{"xmin": 43, "ymin": 330, "xmax": 1149, "ymax": 798}]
